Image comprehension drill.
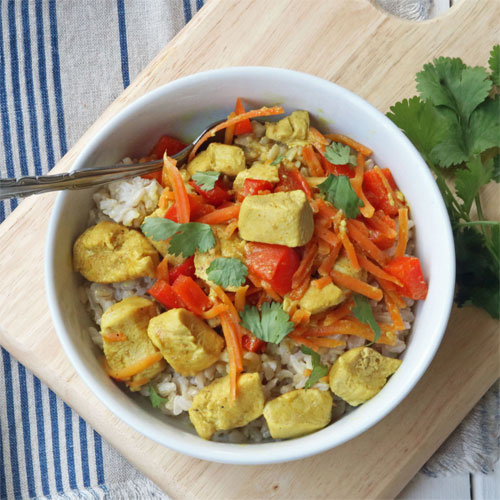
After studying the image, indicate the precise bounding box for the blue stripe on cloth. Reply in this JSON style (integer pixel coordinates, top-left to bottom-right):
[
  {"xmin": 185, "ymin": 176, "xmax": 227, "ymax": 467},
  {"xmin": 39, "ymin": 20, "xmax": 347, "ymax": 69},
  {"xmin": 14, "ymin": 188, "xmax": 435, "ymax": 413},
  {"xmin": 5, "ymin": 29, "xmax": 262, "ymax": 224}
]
[
  {"xmin": 196, "ymin": 0, "xmax": 204, "ymax": 11},
  {"xmin": 0, "ymin": 393, "xmax": 7, "ymax": 500},
  {"xmin": 79, "ymin": 417, "xmax": 91, "ymax": 487},
  {"xmin": 64, "ymin": 403, "xmax": 77, "ymax": 490},
  {"xmin": 17, "ymin": 364, "xmax": 36, "ymax": 498},
  {"xmin": 117, "ymin": 0, "xmax": 130, "ymax": 88},
  {"xmin": 21, "ymin": 0, "xmax": 43, "ymax": 176},
  {"xmin": 33, "ymin": 377, "xmax": 50, "ymax": 496},
  {"xmin": 93, "ymin": 431, "xmax": 105, "ymax": 485},
  {"xmin": 34, "ymin": 0, "xmax": 56, "ymax": 169},
  {"xmin": 0, "ymin": 201, "xmax": 5, "ymax": 223},
  {"xmin": 7, "ymin": 0, "xmax": 29, "ymax": 177},
  {"xmin": 48, "ymin": 0, "xmax": 67, "ymax": 155},
  {"xmin": 49, "ymin": 389, "xmax": 64, "ymax": 493},
  {"xmin": 183, "ymin": 0, "xmax": 193, "ymax": 23},
  {"xmin": 9, "ymin": 197, "xmax": 18, "ymax": 212},
  {"xmin": 1, "ymin": 349, "xmax": 22, "ymax": 498}
]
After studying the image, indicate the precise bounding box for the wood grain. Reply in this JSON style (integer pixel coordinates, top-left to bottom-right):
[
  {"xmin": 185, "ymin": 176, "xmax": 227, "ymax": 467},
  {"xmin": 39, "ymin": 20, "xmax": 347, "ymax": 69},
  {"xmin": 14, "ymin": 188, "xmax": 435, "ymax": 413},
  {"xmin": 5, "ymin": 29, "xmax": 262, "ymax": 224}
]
[{"xmin": 0, "ymin": 0, "xmax": 499, "ymax": 498}]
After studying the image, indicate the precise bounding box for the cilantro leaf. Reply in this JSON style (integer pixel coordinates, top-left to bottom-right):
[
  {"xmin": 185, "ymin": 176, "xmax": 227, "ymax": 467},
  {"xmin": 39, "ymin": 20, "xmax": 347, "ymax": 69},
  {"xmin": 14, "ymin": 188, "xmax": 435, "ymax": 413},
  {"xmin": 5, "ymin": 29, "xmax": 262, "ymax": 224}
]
[
  {"xmin": 325, "ymin": 142, "xmax": 357, "ymax": 166},
  {"xmin": 206, "ymin": 257, "xmax": 248, "ymax": 288},
  {"xmin": 352, "ymin": 295, "xmax": 381, "ymax": 344},
  {"xmin": 429, "ymin": 110, "xmax": 469, "ymax": 167},
  {"xmin": 417, "ymin": 58, "xmax": 491, "ymax": 122},
  {"xmin": 149, "ymin": 383, "xmax": 168, "ymax": 409},
  {"xmin": 140, "ymin": 218, "xmax": 216, "ymax": 258},
  {"xmin": 455, "ymin": 156, "xmax": 493, "ymax": 213},
  {"xmin": 300, "ymin": 345, "xmax": 329, "ymax": 389},
  {"xmin": 489, "ymin": 45, "xmax": 500, "ymax": 86},
  {"xmin": 271, "ymin": 154, "xmax": 284, "ymax": 166},
  {"xmin": 192, "ymin": 171, "xmax": 221, "ymax": 191},
  {"xmin": 467, "ymin": 98, "xmax": 500, "ymax": 156},
  {"xmin": 240, "ymin": 302, "xmax": 294, "ymax": 344},
  {"xmin": 318, "ymin": 174, "xmax": 364, "ymax": 218}
]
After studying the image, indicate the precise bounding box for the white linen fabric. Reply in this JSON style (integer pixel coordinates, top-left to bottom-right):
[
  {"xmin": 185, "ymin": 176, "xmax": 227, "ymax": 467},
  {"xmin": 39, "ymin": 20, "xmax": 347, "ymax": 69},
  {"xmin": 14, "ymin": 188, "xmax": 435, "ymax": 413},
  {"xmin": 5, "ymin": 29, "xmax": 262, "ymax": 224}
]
[{"xmin": 0, "ymin": 1, "xmax": 497, "ymax": 498}]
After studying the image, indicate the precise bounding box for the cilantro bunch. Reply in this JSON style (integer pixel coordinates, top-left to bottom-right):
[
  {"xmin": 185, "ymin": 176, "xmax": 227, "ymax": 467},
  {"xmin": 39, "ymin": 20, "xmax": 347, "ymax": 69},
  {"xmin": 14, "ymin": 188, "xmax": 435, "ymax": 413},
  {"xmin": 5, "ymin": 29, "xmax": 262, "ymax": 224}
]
[{"xmin": 387, "ymin": 46, "xmax": 500, "ymax": 319}]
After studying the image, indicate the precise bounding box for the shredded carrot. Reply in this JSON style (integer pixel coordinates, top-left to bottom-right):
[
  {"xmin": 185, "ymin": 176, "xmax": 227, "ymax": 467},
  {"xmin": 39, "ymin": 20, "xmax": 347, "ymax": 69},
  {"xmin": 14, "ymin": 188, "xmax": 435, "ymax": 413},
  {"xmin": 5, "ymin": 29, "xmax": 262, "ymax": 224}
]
[
  {"xmin": 375, "ymin": 278, "xmax": 407, "ymax": 309},
  {"xmin": 156, "ymin": 256, "xmax": 170, "ymax": 282},
  {"xmin": 312, "ymin": 276, "xmax": 332, "ymax": 289},
  {"xmin": 212, "ymin": 285, "xmax": 241, "ymax": 326},
  {"xmin": 195, "ymin": 204, "xmax": 240, "ymax": 224},
  {"xmin": 247, "ymin": 272, "xmax": 262, "ymax": 288},
  {"xmin": 104, "ymin": 351, "xmax": 163, "ymax": 381},
  {"xmin": 261, "ymin": 280, "xmax": 282, "ymax": 302},
  {"xmin": 225, "ymin": 219, "xmax": 239, "ymax": 238},
  {"xmin": 357, "ymin": 253, "xmax": 402, "ymax": 286},
  {"xmin": 188, "ymin": 106, "xmax": 285, "ymax": 161},
  {"xmin": 395, "ymin": 208, "xmax": 409, "ymax": 258},
  {"xmin": 338, "ymin": 229, "xmax": 360, "ymax": 271},
  {"xmin": 374, "ymin": 166, "xmax": 399, "ymax": 211},
  {"xmin": 219, "ymin": 311, "xmax": 243, "ymax": 400},
  {"xmin": 305, "ymin": 176, "xmax": 328, "ymax": 187},
  {"xmin": 317, "ymin": 238, "xmax": 331, "ymax": 255},
  {"xmin": 292, "ymin": 241, "xmax": 318, "ymax": 289},
  {"xmin": 315, "ymin": 198, "xmax": 338, "ymax": 219},
  {"xmin": 330, "ymin": 269, "xmax": 383, "ymax": 301},
  {"xmin": 234, "ymin": 285, "xmax": 248, "ymax": 312},
  {"xmin": 346, "ymin": 220, "xmax": 387, "ymax": 266},
  {"xmin": 201, "ymin": 303, "xmax": 229, "ymax": 319},
  {"xmin": 366, "ymin": 210, "xmax": 397, "ymax": 238},
  {"xmin": 163, "ymin": 155, "xmax": 190, "ymax": 224},
  {"xmin": 289, "ymin": 335, "xmax": 320, "ymax": 351},
  {"xmin": 317, "ymin": 244, "xmax": 341, "ymax": 276},
  {"xmin": 246, "ymin": 285, "xmax": 261, "ymax": 297},
  {"xmin": 322, "ymin": 298, "xmax": 355, "ymax": 326},
  {"xmin": 289, "ymin": 275, "xmax": 311, "ymax": 301},
  {"xmin": 302, "ymin": 145, "xmax": 324, "ymax": 176},
  {"xmin": 126, "ymin": 377, "xmax": 150, "ymax": 390},
  {"xmin": 325, "ymin": 133, "xmax": 373, "ymax": 156},
  {"xmin": 315, "ymin": 225, "xmax": 340, "ymax": 248},
  {"xmin": 309, "ymin": 127, "xmax": 329, "ymax": 145},
  {"xmin": 158, "ymin": 189, "xmax": 175, "ymax": 210},
  {"xmin": 224, "ymin": 111, "xmax": 236, "ymax": 145},
  {"xmin": 350, "ymin": 153, "xmax": 375, "ymax": 218},
  {"xmin": 291, "ymin": 309, "xmax": 311, "ymax": 326},
  {"xmin": 384, "ymin": 292, "xmax": 405, "ymax": 331},
  {"xmin": 101, "ymin": 331, "xmax": 128, "ymax": 342}
]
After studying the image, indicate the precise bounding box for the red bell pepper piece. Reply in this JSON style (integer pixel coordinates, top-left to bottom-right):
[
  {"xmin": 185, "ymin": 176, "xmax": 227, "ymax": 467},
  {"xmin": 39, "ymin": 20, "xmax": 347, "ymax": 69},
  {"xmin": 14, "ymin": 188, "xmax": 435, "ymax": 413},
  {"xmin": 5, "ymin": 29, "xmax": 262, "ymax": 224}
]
[
  {"xmin": 164, "ymin": 193, "xmax": 214, "ymax": 222},
  {"xmin": 189, "ymin": 179, "xmax": 231, "ymax": 206},
  {"xmin": 274, "ymin": 165, "xmax": 313, "ymax": 199},
  {"xmin": 241, "ymin": 178, "xmax": 274, "ymax": 198},
  {"xmin": 363, "ymin": 211, "xmax": 397, "ymax": 250},
  {"xmin": 150, "ymin": 135, "xmax": 188, "ymax": 158},
  {"xmin": 242, "ymin": 333, "xmax": 267, "ymax": 353},
  {"xmin": 168, "ymin": 256, "xmax": 195, "ymax": 284},
  {"xmin": 363, "ymin": 168, "xmax": 399, "ymax": 216},
  {"xmin": 384, "ymin": 256, "xmax": 428, "ymax": 300},
  {"xmin": 171, "ymin": 275, "xmax": 212, "ymax": 315},
  {"xmin": 320, "ymin": 156, "xmax": 355, "ymax": 178},
  {"xmin": 233, "ymin": 98, "xmax": 253, "ymax": 135},
  {"xmin": 147, "ymin": 280, "xmax": 184, "ymax": 309},
  {"xmin": 246, "ymin": 242, "xmax": 300, "ymax": 296}
]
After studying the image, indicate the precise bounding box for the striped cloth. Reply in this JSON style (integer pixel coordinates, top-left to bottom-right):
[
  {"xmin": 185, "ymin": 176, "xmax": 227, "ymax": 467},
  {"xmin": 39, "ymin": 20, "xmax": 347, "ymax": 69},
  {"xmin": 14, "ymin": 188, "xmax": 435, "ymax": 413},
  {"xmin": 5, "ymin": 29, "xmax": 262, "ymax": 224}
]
[{"xmin": 0, "ymin": 1, "xmax": 497, "ymax": 499}]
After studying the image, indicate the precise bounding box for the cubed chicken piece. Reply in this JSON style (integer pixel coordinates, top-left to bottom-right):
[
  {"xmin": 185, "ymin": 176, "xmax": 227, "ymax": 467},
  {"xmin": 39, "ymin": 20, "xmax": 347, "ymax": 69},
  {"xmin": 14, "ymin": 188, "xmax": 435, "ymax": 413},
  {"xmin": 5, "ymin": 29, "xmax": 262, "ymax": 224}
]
[
  {"xmin": 187, "ymin": 143, "xmax": 245, "ymax": 177},
  {"xmin": 100, "ymin": 297, "xmax": 165, "ymax": 390},
  {"xmin": 147, "ymin": 308, "xmax": 225, "ymax": 376},
  {"xmin": 238, "ymin": 190, "xmax": 314, "ymax": 247},
  {"xmin": 265, "ymin": 111, "xmax": 310, "ymax": 144},
  {"xmin": 189, "ymin": 373, "xmax": 264, "ymax": 440},
  {"xmin": 263, "ymin": 389, "xmax": 332, "ymax": 439},
  {"xmin": 73, "ymin": 221, "xmax": 160, "ymax": 283},
  {"xmin": 194, "ymin": 224, "xmax": 246, "ymax": 291},
  {"xmin": 329, "ymin": 346, "xmax": 402, "ymax": 406},
  {"xmin": 299, "ymin": 282, "xmax": 345, "ymax": 315},
  {"xmin": 232, "ymin": 162, "xmax": 280, "ymax": 192},
  {"xmin": 142, "ymin": 207, "xmax": 184, "ymax": 266}
]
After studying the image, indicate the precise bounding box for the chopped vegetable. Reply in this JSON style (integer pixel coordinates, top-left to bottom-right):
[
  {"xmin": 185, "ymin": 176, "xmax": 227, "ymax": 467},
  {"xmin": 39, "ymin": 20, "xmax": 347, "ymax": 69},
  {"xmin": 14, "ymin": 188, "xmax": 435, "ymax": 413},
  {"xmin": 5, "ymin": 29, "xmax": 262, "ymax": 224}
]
[
  {"xmin": 147, "ymin": 280, "xmax": 184, "ymax": 309},
  {"xmin": 384, "ymin": 256, "xmax": 428, "ymax": 300},
  {"xmin": 164, "ymin": 193, "xmax": 214, "ymax": 222},
  {"xmin": 156, "ymin": 256, "xmax": 170, "ymax": 282},
  {"xmin": 149, "ymin": 383, "xmax": 169, "ymax": 408},
  {"xmin": 103, "ymin": 352, "xmax": 163, "ymax": 381},
  {"xmin": 206, "ymin": 257, "xmax": 248, "ymax": 288},
  {"xmin": 171, "ymin": 275, "xmax": 212, "ymax": 315},
  {"xmin": 191, "ymin": 171, "xmax": 221, "ymax": 191},
  {"xmin": 300, "ymin": 345, "xmax": 329, "ymax": 389},
  {"xmin": 233, "ymin": 98, "xmax": 253, "ymax": 135},
  {"xmin": 318, "ymin": 174, "xmax": 364, "ymax": 219},
  {"xmin": 324, "ymin": 142, "xmax": 357, "ymax": 166},
  {"xmin": 163, "ymin": 155, "xmax": 190, "ymax": 224},
  {"xmin": 241, "ymin": 178, "xmax": 274, "ymax": 198},
  {"xmin": 242, "ymin": 333, "xmax": 266, "ymax": 353},
  {"xmin": 240, "ymin": 302, "xmax": 294, "ymax": 344},
  {"xmin": 168, "ymin": 256, "xmax": 196, "ymax": 283},
  {"xmin": 219, "ymin": 310, "xmax": 243, "ymax": 400},
  {"xmin": 150, "ymin": 135, "xmax": 187, "ymax": 158},
  {"xmin": 395, "ymin": 208, "xmax": 409, "ymax": 258},
  {"xmin": 362, "ymin": 168, "xmax": 398, "ymax": 216},
  {"xmin": 190, "ymin": 178, "xmax": 231, "ymax": 206},
  {"xmin": 271, "ymin": 154, "xmax": 284, "ymax": 165},
  {"xmin": 330, "ymin": 269, "xmax": 383, "ymax": 302},
  {"xmin": 302, "ymin": 145, "xmax": 325, "ymax": 176},
  {"xmin": 141, "ymin": 218, "xmax": 216, "ymax": 258},
  {"xmin": 325, "ymin": 133, "xmax": 373, "ymax": 156},
  {"xmin": 352, "ymin": 294, "xmax": 382, "ymax": 344},
  {"xmin": 195, "ymin": 204, "xmax": 241, "ymax": 224},
  {"xmin": 274, "ymin": 165, "xmax": 313, "ymax": 199}
]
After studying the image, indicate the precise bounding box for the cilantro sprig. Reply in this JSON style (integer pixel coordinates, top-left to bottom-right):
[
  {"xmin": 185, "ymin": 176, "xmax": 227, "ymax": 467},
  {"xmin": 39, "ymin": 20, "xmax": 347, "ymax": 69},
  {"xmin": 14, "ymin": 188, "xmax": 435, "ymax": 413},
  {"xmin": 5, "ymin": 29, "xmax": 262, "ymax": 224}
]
[
  {"xmin": 149, "ymin": 383, "xmax": 169, "ymax": 409},
  {"xmin": 387, "ymin": 46, "xmax": 500, "ymax": 318},
  {"xmin": 206, "ymin": 257, "xmax": 248, "ymax": 288},
  {"xmin": 271, "ymin": 154, "xmax": 284, "ymax": 166},
  {"xmin": 352, "ymin": 295, "xmax": 381, "ymax": 344},
  {"xmin": 240, "ymin": 302, "xmax": 294, "ymax": 344},
  {"xmin": 300, "ymin": 345, "xmax": 329, "ymax": 389},
  {"xmin": 140, "ymin": 217, "xmax": 216, "ymax": 258},
  {"xmin": 192, "ymin": 171, "xmax": 221, "ymax": 191},
  {"xmin": 318, "ymin": 174, "xmax": 364, "ymax": 218},
  {"xmin": 325, "ymin": 142, "xmax": 357, "ymax": 166}
]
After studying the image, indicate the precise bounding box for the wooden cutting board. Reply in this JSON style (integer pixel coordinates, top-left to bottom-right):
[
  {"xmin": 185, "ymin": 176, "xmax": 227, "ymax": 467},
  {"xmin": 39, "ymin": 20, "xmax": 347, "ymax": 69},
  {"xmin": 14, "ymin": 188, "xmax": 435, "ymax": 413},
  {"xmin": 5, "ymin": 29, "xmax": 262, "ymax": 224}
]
[{"xmin": 0, "ymin": 0, "xmax": 498, "ymax": 498}]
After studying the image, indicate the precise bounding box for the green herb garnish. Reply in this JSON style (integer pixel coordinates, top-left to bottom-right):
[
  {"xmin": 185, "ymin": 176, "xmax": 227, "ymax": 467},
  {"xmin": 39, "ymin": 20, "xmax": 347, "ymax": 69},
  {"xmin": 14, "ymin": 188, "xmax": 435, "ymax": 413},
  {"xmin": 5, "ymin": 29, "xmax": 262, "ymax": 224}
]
[
  {"xmin": 318, "ymin": 174, "xmax": 364, "ymax": 218},
  {"xmin": 352, "ymin": 295, "xmax": 381, "ymax": 344},
  {"xmin": 325, "ymin": 142, "xmax": 357, "ymax": 166},
  {"xmin": 240, "ymin": 302, "xmax": 294, "ymax": 344},
  {"xmin": 149, "ymin": 383, "xmax": 168, "ymax": 409},
  {"xmin": 191, "ymin": 171, "xmax": 221, "ymax": 191},
  {"xmin": 206, "ymin": 257, "xmax": 248, "ymax": 288},
  {"xmin": 271, "ymin": 154, "xmax": 284, "ymax": 165},
  {"xmin": 300, "ymin": 345, "xmax": 329, "ymax": 389}
]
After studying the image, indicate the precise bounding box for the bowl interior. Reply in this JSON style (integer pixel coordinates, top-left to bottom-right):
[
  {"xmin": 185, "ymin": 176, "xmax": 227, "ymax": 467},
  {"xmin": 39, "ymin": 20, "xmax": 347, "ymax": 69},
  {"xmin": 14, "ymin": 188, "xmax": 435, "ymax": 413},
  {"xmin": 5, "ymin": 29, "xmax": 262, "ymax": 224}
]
[{"xmin": 45, "ymin": 67, "xmax": 454, "ymax": 464}]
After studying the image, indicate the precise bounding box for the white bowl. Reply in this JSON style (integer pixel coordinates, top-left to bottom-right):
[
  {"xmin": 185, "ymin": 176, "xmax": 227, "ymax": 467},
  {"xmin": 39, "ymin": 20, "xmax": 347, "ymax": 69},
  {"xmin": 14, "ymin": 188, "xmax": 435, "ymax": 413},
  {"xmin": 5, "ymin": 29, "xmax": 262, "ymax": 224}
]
[{"xmin": 45, "ymin": 67, "xmax": 455, "ymax": 465}]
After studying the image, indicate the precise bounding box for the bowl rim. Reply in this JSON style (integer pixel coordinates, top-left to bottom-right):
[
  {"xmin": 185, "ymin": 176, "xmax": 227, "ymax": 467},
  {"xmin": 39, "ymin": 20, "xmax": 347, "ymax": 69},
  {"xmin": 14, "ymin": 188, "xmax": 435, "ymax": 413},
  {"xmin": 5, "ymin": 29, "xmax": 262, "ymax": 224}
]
[{"xmin": 45, "ymin": 66, "xmax": 455, "ymax": 465}]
